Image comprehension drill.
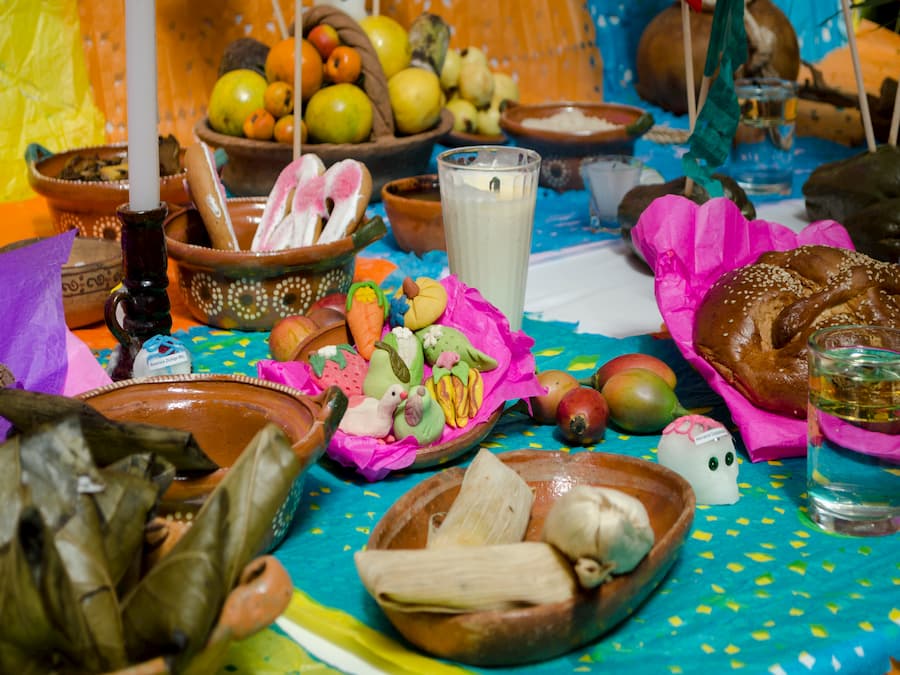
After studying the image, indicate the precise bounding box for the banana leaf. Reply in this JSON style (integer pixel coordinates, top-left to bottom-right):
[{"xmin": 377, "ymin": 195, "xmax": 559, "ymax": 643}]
[
  {"xmin": 98, "ymin": 454, "xmax": 175, "ymax": 584},
  {"xmin": 0, "ymin": 387, "xmax": 219, "ymax": 472},
  {"xmin": 17, "ymin": 419, "xmax": 129, "ymax": 671},
  {"xmin": 120, "ymin": 424, "xmax": 301, "ymax": 669}
]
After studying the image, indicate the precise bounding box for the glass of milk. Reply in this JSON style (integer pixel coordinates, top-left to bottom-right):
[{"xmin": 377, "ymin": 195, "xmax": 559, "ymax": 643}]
[{"xmin": 437, "ymin": 146, "xmax": 541, "ymax": 332}]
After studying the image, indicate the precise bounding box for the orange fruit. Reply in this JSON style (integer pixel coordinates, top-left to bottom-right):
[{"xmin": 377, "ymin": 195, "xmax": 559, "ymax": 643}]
[
  {"xmin": 264, "ymin": 81, "xmax": 294, "ymax": 117},
  {"xmin": 272, "ymin": 115, "xmax": 308, "ymax": 145},
  {"xmin": 265, "ymin": 37, "xmax": 324, "ymax": 101},
  {"xmin": 324, "ymin": 46, "xmax": 362, "ymax": 84},
  {"xmin": 243, "ymin": 108, "xmax": 275, "ymax": 140}
]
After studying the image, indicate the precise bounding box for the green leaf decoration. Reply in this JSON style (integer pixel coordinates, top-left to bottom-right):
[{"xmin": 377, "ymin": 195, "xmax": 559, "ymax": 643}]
[{"xmin": 683, "ymin": 0, "xmax": 747, "ymax": 196}]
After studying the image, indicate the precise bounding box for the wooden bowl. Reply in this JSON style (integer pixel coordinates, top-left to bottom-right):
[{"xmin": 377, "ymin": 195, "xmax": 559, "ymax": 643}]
[
  {"xmin": 26, "ymin": 142, "xmax": 190, "ymax": 241},
  {"xmin": 163, "ymin": 198, "xmax": 386, "ymax": 331},
  {"xmin": 381, "ymin": 174, "xmax": 446, "ymax": 256},
  {"xmin": 193, "ymin": 109, "xmax": 454, "ymax": 200},
  {"xmin": 77, "ymin": 374, "xmax": 346, "ymax": 552},
  {"xmin": 499, "ymin": 102, "xmax": 654, "ymax": 191},
  {"xmin": 366, "ymin": 450, "xmax": 695, "ymax": 666}
]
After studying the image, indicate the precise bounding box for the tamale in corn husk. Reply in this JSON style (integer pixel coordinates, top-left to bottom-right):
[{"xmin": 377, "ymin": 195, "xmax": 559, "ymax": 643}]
[
  {"xmin": 354, "ymin": 542, "xmax": 577, "ymax": 613},
  {"xmin": 0, "ymin": 387, "xmax": 219, "ymax": 472},
  {"xmin": 427, "ymin": 449, "xmax": 533, "ymax": 549}
]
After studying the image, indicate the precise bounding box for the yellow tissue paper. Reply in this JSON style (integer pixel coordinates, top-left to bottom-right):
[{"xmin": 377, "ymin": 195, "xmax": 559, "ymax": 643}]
[{"xmin": 0, "ymin": 0, "xmax": 106, "ymax": 203}]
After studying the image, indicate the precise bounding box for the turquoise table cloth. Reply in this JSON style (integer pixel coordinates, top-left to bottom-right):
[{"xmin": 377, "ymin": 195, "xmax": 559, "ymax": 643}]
[{"xmin": 137, "ymin": 312, "xmax": 899, "ymax": 675}]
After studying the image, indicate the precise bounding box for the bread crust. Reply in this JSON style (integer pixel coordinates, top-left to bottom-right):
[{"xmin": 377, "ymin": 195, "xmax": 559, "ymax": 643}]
[{"xmin": 694, "ymin": 245, "xmax": 900, "ymax": 418}]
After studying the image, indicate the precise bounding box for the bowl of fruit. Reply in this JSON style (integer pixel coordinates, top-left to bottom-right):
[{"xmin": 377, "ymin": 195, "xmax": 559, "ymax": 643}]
[{"xmin": 195, "ymin": 6, "xmax": 453, "ymax": 200}]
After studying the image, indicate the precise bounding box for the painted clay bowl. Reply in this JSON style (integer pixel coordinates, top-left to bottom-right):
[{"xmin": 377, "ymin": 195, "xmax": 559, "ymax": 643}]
[
  {"xmin": 0, "ymin": 235, "xmax": 123, "ymax": 329},
  {"xmin": 77, "ymin": 374, "xmax": 346, "ymax": 552},
  {"xmin": 499, "ymin": 102, "xmax": 654, "ymax": 191},
  {"xmin": 163, "ymin": 198, "xmax": 386, "ymax": 331},
  {"xmin": 381, "ymin": 174, "xmax": 446, "ymax": 256},
  {"xmin": 366, "ymin": 449, "xmax": 695, "ymax": 666},
  {"xmin": 193, "ymin": 109, "xmax": 454, "ymax": 201},
  {"xmin": 26, "ymin": 142, "xmax": 190, "ymax": 241}
]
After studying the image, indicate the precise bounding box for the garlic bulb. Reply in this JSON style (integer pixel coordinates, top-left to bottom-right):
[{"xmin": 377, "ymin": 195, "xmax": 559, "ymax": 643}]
[{"xmin": 542, "ymin": 485, "xmax": 655, "ymax": 588}]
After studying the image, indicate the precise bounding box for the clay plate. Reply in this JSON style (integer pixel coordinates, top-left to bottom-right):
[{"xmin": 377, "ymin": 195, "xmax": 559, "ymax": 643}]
[
  {"xmin": 366, "ymin": 449, "xmax": 695, "ymax": 665},
  {"xmin": 408, "ymin": 406, "xmax": 504, "ymax": 470}
]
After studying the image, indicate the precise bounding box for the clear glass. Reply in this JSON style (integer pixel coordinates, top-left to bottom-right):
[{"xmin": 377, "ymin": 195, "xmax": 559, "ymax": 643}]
[
  {"xmin": 579, "ymin": 155, "xmax": 644, "ymax": 233},
  {"xmin": 437, "ymin": 146, "xmax": 541, "ymax": 332},
  {"xmin": 728, "ymin": 78, "xmax": 798, "ymax": 196},
  {"xmin": 806, "ymin": 325, "xmax": 900, "ymax": 536}
]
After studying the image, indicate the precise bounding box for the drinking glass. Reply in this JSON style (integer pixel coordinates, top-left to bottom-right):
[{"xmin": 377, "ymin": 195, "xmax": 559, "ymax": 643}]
[
  {"xmin": 728, "ymin": 77, "xmax": 798, "ymax": 196},
  {"xmin": 437, "ymin": 146, "xmax": 541, "ymax": 332},
  {"xmin": 806, "ymin": 325, "xmax": 900, "ymax": 536},
  {"xmin": 579, "ymin": 155, "xmax": 643, "ymax": 233}
]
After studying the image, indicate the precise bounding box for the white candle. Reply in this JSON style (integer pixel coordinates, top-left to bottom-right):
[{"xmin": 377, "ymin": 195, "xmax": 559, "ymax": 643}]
[{"xmin": 125, "ymin": 0, "xmax": 160, "ymax": 211}]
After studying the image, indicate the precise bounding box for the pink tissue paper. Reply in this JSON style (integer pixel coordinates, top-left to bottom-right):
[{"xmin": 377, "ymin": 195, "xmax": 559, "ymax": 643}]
[
  {"xmin": 631, "ymin": 195, "xmax": 855, "ymax": 462},
  {"xmin": 258, "ymin": 276, "xmax": 545, "ymax": 481}
]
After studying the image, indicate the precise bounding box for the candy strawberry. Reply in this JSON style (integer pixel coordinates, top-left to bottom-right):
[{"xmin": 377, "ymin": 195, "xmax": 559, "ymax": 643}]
[{"xmin": 308, "ymin": 343, "xmax": 368, "ymax": 397}]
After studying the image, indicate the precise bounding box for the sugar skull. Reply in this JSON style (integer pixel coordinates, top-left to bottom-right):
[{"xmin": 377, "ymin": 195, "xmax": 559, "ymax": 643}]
[{"xmin": 657, "ymin": 415, "xmax": 740, "ymax": 505}]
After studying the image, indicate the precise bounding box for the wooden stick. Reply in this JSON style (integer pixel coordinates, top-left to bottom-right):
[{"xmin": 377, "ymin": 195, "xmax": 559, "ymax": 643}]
[
  {"xmin": 682, "ymin": 0, "xmax": 697, "ymax": 129},
  {"xmin": 684, "ymin": 74, "xmax": 713, "ymax": 197},
  {"xmin": 840, "ymin": 0, "xmax": 877, "ymax": 152},
  {"xmin": 889, "ymin": 74, "xmax": 900, "ymax": 146},
  {"xmin": 272, "ymin": 0, "xmax": 288, "ymax": 40},
  {"xmin": 293, "ymin": 0, "xmax": 302, "ymax": 160},
  {"xmin": 372, "ymin": 0, "xmax": 380, "ymax": 16}
]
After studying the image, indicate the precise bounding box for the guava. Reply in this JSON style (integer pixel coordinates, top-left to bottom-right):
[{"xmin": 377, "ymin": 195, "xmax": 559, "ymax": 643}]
[
  {"xmin": 208, "ymin": 69, "xmax": 268, "ymax": 137},
  {"xmin": 304, "ymin": 83, "xmax": 374, "ymax": 144},
  {"xmin": 388, "ymin": 67, "xmax": 442, "ymax": 135},
  {"xmin": 359, "ymin": 15, "xmax": 411, "ymax": 79}
]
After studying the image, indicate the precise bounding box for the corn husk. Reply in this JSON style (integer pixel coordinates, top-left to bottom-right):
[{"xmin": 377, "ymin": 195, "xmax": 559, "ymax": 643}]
[
  {"xmin": 542, "ymin": 485, "xmax": 655, "ymax": 589},
  {"xmin": 427, "ymin": 449, "xmax": 533, "ymax": 549},
  {"xmin": 354, "ymin": 542, "xmax": 577, "ymax": 613}
]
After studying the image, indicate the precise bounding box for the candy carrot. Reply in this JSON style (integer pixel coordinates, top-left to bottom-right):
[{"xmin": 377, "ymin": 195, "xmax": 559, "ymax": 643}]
[{"xmin": 346, "ymin": 281, "xmax": 389, "ymax": 360}]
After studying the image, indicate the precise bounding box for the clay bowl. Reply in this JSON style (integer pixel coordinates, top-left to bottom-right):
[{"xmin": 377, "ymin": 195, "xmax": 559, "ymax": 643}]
[
  {"xmin": 366, "ymin": 449, "xmax": 695, "ymax": 666},
  {"xmin": 499, "ymin": 102, "xmax": 654, "ymax": 191},
  {"xmin": 164, "ymin": 198, "xmax": 386, "ymax": 331},
  {"xmin": 441, "ymin": 129, "xmax": 508, "ymax": 148},
  {"xmin": 193, "ymin": 109, "xmax": 454, "ymax": 200},
  {"xmin": 62, "ymin": 236, "xmax": 124, "ymax": 328},
  {"xmin": 26, "ymin": 142, "xmax": 190, "ymax": 241},
  {"xmin": 381, "ymin": 174, "xmax": 446, "ymax": 256},
  {"xmin": 77, "ymin": 374, "xmax": 346, "ymax": 552},
  {"xmin": 102, "ymin": 554, "xmax": 293, "ymax": 675},
  {"xmin": 0, "ymin": 235, "xmax": 123, "ymax": 329}
]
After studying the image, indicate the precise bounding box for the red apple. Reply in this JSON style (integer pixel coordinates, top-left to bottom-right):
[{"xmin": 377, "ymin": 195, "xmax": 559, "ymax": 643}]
[
  {"xmin": 308, "ymin": 24, "xmax": 340, "ymax": 60},
  {"xmin": 308, "ymin": 292, "xmax": 348, "ymax": 316},
  {"xmin": 269, "ymin": 314, "xmax": 319, "ymax": 361}
]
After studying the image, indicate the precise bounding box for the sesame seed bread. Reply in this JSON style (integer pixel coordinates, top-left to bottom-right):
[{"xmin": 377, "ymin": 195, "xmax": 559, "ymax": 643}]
[{"xmin": 693, "ymin": 245, "xmax": 900, "ymax": 418}]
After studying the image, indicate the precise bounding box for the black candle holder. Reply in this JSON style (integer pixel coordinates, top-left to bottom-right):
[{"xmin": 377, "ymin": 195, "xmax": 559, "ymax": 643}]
[{"xmin": 104, "ymin": 202, "xmax": 172, "ymax": 381}]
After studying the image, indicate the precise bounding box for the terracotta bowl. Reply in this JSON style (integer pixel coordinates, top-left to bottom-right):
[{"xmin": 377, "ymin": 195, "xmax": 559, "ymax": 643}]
[
  {"xmin": 381, "ymin": 174, "xmax": 446, "ymax": 256},
  {"xmin": 366, "ymin": 450, "xmax": 695, "ymax": 666},
  {"xmin": 194, "ymin": 109, "xmax": 454, "ymax": 200},
  {"xmin": 163, "ymin": 198, "xmax": 386, "ymax": 331},
  {"xmin": 77, "ymin": 374, "xmax": 346, "ymax": 552},
  {"xmin": 62, "ymin": 236, "xmax": 124, "ymax": 328},
  {"xmin": 499, "ymin": 102, "xmax": 654, "ymax": 191},
  {"xmin": 0, "ymin": 235, "xmax": 124, "ymax": 328},
  {"xmin": 26, "ymin": 142, "xmax": 190, "ymax": 241}
]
